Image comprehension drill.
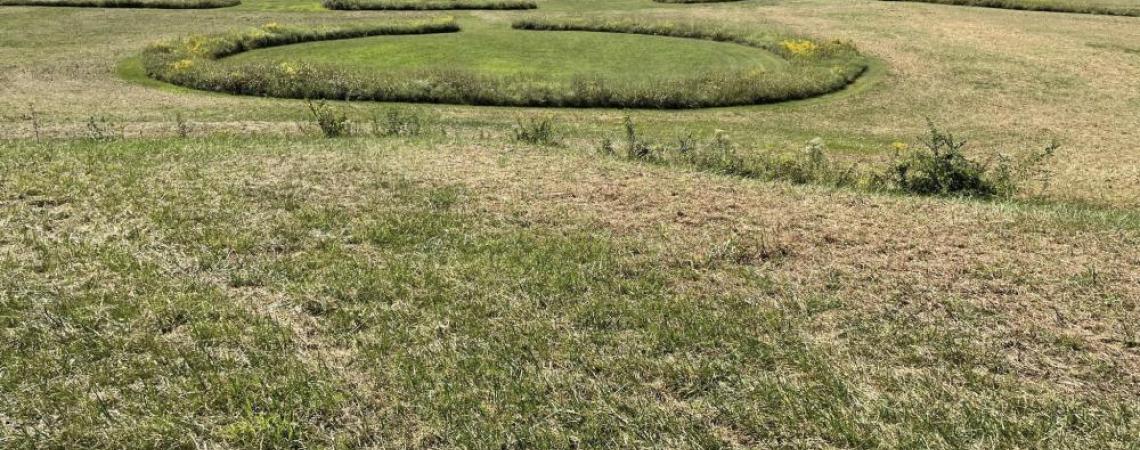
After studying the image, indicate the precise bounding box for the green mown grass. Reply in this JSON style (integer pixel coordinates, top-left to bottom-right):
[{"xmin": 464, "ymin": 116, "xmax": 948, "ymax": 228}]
[
  {"xmin": 880, "ymin": 0, "xmax": 1140, "ymax": 16},
  {"xmin": 223, "ymin": 30, "xmax": 782, "ymax": 84},
  {"xmin": 2, "ymin": 136, "xmax": 1137, "ymax": 448}
]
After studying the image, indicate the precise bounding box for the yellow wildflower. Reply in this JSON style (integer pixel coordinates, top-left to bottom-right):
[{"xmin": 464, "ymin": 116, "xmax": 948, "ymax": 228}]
[
  {"xmin": 279, "ymin": 62, "xmax": 298, "ymax": 76},
  {"xmin": 780, "ymin": 39, "xmax": 819, "ymax": 58},
  {"xmin": 170, "ymin": 59, "xmax": 195, "ymax": 72}
]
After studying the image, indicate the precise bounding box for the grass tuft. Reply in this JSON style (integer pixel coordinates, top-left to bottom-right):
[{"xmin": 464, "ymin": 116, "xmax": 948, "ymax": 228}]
[{"xmin": 512, "ymin": 117, "xmax": 560, "ymax": 146}]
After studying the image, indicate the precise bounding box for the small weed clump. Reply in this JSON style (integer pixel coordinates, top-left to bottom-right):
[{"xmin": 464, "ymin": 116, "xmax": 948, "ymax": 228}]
[
  {"xmin": 512, "ymin": 117, "xmax": 559, "ymax": 146},
  {"xmin": 173, "ymin": 112, "xmax": 192, "ymax": 138},
  {"xmin": 372, "ymin": 108, "xmax": 426, "ymax": 137},
  {"xmin": 85, "ymin": 116, "xmax": 121, "ymax": 141},
  {"xmin": 23, "ymin": 104, "xmax": 41, "ymax": 141}
]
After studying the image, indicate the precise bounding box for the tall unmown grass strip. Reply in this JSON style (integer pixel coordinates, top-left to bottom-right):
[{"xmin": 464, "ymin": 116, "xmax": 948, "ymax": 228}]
[
  {"xmin": 0, "ymin": 0, "xmax": 237, "ymax": 8},
  {"xmin": 607, "ymin": 117, "xmax": 1058, "ymax": 199},
  {"xmin": 880, "ymin": 0, "xmax": 1140, "ymax": 16},
  {"xmin": 322, "ymin": 0, "xmax": 534, "ymax": 10},
  {"xmin": 141, "ymin": 18, "xmax": 868, "ymax": 109}
]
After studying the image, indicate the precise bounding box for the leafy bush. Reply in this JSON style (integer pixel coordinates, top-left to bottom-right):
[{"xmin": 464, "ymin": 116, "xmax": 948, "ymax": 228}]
[
  {"xmin": 141, "ymin": 18, "xmax": 868, "ymax": 109},
  {"xmin": 0, "ymin": 0, "xmax": 237, "ymax": 7},
  {"xmin": 321, "ymin": 0, "xmax": 534, "ymax": 10},
  {"xmin": 306, "ymin": 100, "xmax": 349, "ymax": 138},
  {"xmin": 885, "ymin": 122, "xmax": 1057, "ymax": 197}
]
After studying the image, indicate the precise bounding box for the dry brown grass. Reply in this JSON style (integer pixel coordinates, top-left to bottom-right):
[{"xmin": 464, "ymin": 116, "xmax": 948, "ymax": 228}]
[{"xmin": 388, "ymin": 143, "xmax": 1140, "ymax": 394}]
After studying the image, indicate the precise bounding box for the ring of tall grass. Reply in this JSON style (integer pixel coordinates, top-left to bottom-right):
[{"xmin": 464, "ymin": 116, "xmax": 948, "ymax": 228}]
[
  {"xmin": 141, "ymin": 17, "xmax": 869, "ymax": 109},
  {"xmin": 0, "ymin": 0, "xmax": 237, "ymax": 8},
  {"xmin": 879, "ymin": 0, "xmax": 1140, "ymax": 16},
  {"xmin": 321, "ymin": 0, "xmax": 535, "ymax": 10}
]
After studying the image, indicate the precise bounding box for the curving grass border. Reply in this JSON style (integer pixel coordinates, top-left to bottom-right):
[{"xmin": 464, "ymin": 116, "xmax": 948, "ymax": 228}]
[
  {"xmin": 879, "ymin": 0, "xmax": 1140, "ymax": 17},
  {"xmin": 0, "ymin": 0, "xmax": 237, "ymax": 8},
  {"xmin": 321, "ymin": 0, "xmax": 535, "ymax": 10},
  {"xmin": 141, "ymin": 17, "xmax": 868, "ymax": 109}
]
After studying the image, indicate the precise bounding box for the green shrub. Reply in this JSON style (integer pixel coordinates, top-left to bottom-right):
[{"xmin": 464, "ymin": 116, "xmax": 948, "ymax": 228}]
[
  {"xmin": 321, "ymin": 0, "xmax": 534, "ymax": 10},
  {"xmin": 306, "ymin": 100, "xmax": 349, "ymax": 138},
  {"xmin": 885, "ymin": 122, "xmax": 1057, "ymax": 197}
]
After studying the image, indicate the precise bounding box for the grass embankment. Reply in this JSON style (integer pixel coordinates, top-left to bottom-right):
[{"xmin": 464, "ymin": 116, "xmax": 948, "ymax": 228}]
[
  {"xmin": 880, "ymin": 0, "xmax": 1140, "ymax": 16},
  {"xmin": 1, "ymin": 136, "xmax": 1138, "ymax": 448},
  {"xmin": 321, "ymin": 0, "xmax": 535, "ymax": 10},
  {"xmin": 0, "ymin": 0, "xmax": 237, "ymax": 8},
  {"xmin": 142, "ymin": 18, "xmax": 867, "ymax": 109}
]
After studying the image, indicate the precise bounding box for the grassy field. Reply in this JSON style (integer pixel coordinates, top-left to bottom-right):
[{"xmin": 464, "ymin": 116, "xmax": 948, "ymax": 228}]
[
  {"xmin": 2, "ymin": 0, "xmax": 1140, "ymax": 447},
  {"xmin": 881, "ymin": 0, "xmax": 1140, "ymax": 16}
]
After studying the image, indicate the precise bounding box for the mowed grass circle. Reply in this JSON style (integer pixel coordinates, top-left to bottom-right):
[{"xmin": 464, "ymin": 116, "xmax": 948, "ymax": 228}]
[
  {"xmin": 221, "ymin": 30, "xmax": 786, "ymax": 85},
  {"xmin": 142, "ymin": 18, "xmax": 870, "ymax": 108}
]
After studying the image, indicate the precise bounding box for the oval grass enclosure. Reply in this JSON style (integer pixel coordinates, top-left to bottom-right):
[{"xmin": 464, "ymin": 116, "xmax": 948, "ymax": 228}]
[{"xmin": 141, "ymin": 17, "xmax": 870, "ymax": 109}]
